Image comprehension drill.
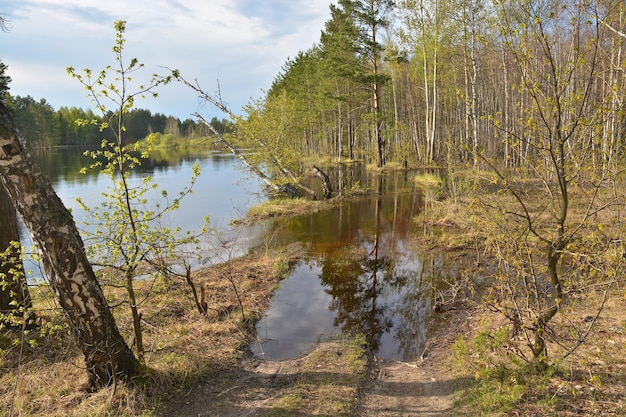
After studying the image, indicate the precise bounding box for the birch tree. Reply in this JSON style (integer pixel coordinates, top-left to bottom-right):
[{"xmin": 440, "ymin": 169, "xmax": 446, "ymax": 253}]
[
  {"xmin": 0, "ymin": 15, "xmax": 140, "ymax": 386},
  {"xmin": 397, "ymin": 0, "xmax": 446, "ymax": 164},
  {"xmin": 0, "ymin": 101, "xmax": 142, "ymax": 388}
]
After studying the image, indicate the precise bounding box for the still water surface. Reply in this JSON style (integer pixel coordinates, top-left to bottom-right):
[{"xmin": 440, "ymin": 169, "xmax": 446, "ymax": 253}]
[
  {"xmin": 23, "ymin": 149, "xmax": 445, "ymax": 362},
  {"xmin": 19, "ymin": 148, "xmax": 265, "ymax": 278},
  {"xmin": 30, "ymin": 147, "xmax": 263, "ymax": 231},
  {"xmin": 253, "ymin": 179, "xmax": 447, "ymax": 361}
]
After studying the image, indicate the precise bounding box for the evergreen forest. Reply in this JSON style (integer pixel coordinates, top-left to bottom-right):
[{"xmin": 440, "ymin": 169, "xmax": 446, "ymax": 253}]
[
  {"xmin": 3, "ymin": 94, "xmax": 233, "ymax": 148},
  {"xmin": 5, "ymin": 0, "xmax": 626, "ymax": 176}
]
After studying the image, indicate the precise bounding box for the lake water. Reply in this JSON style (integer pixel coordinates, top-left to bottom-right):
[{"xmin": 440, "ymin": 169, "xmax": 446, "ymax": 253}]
[
  {"xmin": 29, "ymin": 147, "xmax": 263, "ymax": 231},
  {"xmin": 19, "ymin": 148, "xmax": 446, "ymax": 362},
  {"xmin": 19, "ymin": 148, "xmax": 265, "ymax": 275}
]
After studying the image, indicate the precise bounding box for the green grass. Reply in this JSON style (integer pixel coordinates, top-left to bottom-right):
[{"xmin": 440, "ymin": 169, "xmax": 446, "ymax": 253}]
[
  {"xmin": 266, "ymin": 335, "xmax": 368, "ymax": 417},
  {"xmin": 413, "ymin": 172, "xmax": 444, "ymax": 188}
]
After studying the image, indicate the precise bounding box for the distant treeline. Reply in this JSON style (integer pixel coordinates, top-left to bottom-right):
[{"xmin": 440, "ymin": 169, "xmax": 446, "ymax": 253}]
[{"xmin": 4, "ymin": 94, "xmax": 233, "ymax": 148}]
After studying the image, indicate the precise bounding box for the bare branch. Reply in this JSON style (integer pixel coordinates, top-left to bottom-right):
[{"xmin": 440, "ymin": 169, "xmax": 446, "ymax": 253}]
[
  {"xmin": 0, "ymin": 14, "xmax": 11, "ymax": 32},
  {"xmin": 598, "ymin": 16, "xmax": 626, "ymax": 39}
]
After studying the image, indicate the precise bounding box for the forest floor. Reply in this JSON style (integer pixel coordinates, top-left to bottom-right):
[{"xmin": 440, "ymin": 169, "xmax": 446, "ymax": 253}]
[
  {"xmin": 179, "ymin": 179, "xmax": 619, "ymax": 417},
  {"xmin": 161, "ymin": 252, "xmax": 626, "ymax": 417},
  {"xmin": 161, "ymin": 319, "xmax": 474, "ymax": 417},
  {"xmin": 159, "ymin": 239, "xmax": 626, "ymax": 417},
  {"xmin": 159, "ymin": 185, "xmax": 626, "ymax": 417}
]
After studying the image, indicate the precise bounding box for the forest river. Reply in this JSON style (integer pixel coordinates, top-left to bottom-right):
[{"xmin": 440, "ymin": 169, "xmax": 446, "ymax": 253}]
[{"xmin": 17, "ymin": 148, "xmax": 451, "ymax": 362}]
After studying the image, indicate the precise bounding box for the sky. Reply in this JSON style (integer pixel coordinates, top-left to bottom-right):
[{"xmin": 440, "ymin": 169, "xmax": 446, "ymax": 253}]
[{"xmin": 0, "ymin": 0, "xmax": 333, "ymax": 119}]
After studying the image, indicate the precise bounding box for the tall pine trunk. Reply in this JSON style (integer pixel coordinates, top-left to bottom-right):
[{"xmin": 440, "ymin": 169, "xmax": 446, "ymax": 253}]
[{"xmin": 0, "ymin": 103, "xmax": 142, "ymax": 389}]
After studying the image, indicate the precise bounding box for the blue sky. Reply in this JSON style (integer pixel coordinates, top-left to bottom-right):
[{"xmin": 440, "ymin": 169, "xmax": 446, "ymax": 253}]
[{"xmin": 0, "ymin": 0, "xmax": 333, "ymax": 119}]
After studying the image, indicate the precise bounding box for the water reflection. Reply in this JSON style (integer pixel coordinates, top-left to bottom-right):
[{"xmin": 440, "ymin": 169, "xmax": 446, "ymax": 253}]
[
  {"xmin": 23, "ymin": 148, "xmax": 263, "ymax": 231},
  {"xmin": 253, "ymin": 175, "xmax": 447, "ymax": 361},
  {"xmin": 14, "ymin": 149, "xmax": 450, "ymax": 360},
  {"xmin": 16, "ymin": 148, "xmax": 265, "ymax": 278},
  {"xmin": 254, "ymin": 261, "xmax": 337, "ymax": 358}
]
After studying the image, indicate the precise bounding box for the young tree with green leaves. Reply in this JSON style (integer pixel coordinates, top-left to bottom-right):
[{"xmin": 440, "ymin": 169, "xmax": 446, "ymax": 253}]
[
  {"xmin": 0, "ymin": 21, "xmax": 34, "ymax": 333},
  {"xmin": 68, "ymin": 21, "xmax": 205, "ymax": 362},
  {"xmin": 0, "ymin": 182, "xmax": 32, "ymax": 329},
  {"xmin": 0, "ymin": 98, "xmax": 142, "ymax": 390},
  {"xmin": 0, "ymin": 57, "xmax": 32, "ymax": 326},
  {"xmin": 172, "ymin": 72, "xmax": 326, "ymax": 198},
  {"xmin": 0, "ymin": 12, "xmax": 142, "ymax": 391},
  {"xmin": 480, "ymin": 0, "xmax": 619, "ymax": 371}
]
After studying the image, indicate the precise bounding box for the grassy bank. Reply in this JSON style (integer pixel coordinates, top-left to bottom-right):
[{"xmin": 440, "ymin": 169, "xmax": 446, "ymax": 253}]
[
  {"xmin": 1, "ymin": 249, "xmax": 294, "ymax": 416},
  {"xmin": 412, "ymin": 170, "xmax": 626, "ymax": 416},
  {"xmin": 1, "ymin": 242, "xmax": 370, "ymax": 417}
]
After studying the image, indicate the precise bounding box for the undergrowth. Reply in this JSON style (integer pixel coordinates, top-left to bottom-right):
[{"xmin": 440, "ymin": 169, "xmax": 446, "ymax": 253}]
[{"xmin": 0, "ymin": 252, "xmax": 290, "ymax": 417}]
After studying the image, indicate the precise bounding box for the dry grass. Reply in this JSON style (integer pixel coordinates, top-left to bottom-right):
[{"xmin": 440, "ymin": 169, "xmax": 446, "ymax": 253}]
[
  {"xmin": 4, "ymin": 173, "xmax": 626, "ymax": 417},
  {"xmin": 425, "ymin": 176, "xmax": 626, "ymax": 416},
  {"xmin": 264, "ymin": 336, "xmax": 368, "ymax": 417},
  {"xmin": 451, "ymin": 292, "xmax": 626, "ymax": 416},
  {"xmin": 245, "ymin": 198, "xmax": 326, "ymax": 220},
  {"xmin": 413, "ymin": 172, "xmax": 444, "ymax": 189},
  {"xmin": 0, "ymin": 248, "xmax": 298, "ymax": 417},
  {"xmin": 522, "ymin": 294, "xmax": 626, "ymax": 416}
]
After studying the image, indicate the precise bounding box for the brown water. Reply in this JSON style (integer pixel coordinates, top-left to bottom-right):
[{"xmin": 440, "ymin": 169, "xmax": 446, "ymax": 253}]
[
  {"xmin": 252, "ymin": 173, "xmax": 452, "ymax": 361},
  {"xmin": 21, "ymin": 149, "xmax": 452, "ymax": 361}
]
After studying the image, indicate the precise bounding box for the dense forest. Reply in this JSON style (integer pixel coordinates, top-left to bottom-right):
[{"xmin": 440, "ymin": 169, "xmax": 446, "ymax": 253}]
[
  {"xmin": 2, "ymin": 93, "xmax": 233, "ymax": 148},
  {"xmin": 235, "ymin": 0, "xmax": 625, "ymax": 174},
  {"xmin": 4, "ymin": 0, "xmax": 624, "ymax": 175}
]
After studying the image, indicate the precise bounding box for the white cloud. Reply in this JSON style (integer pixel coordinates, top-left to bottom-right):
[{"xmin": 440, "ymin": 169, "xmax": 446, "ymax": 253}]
[{"xmin": 2, "ymin": 0, "xmax": 333, "ymax": 117}]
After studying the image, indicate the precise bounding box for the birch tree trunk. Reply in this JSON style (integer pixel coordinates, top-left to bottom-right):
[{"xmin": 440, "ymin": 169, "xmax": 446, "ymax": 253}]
[
  {"xmin": 430, "ymin": 0, "xmax": 439, "ymax": 164},
  {"xmin": 0, "ymin": 102, "xmax": 141, "ymax": 389},
  {"xmin": 469, "ymin": 0, "xmax": 479, "ymax": 169}
]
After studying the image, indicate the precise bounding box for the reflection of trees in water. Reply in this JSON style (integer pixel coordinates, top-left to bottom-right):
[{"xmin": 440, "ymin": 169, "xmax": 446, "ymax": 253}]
[
  {"xmin": 318, "ymin": 178, "xmax": 450, "ymax": 359},
  {"xmin": 317, "ymin": 180, "xmax": 430, "ymax": 357},
  {"xmin": 31, "ymin": 148, "xmax": 218, "ymax": 185},
  {"xmin": 321, "ymin": 243, "xmax": 395, "ymax": 352},
  {"xmin": 391, "ymin": 255, "xmax": 442, "ymax": 360},
  {"xmin": 319, "ymin": 231, "xmax": 439, "ymax": 360},
  {"xmin": 268, "ymin": 172, "xmax": 438, "ymax": 359}
]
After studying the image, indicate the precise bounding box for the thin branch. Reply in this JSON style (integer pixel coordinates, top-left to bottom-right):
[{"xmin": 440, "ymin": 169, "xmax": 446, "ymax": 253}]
[
  {"xmin": 562, "ymin": 280, "xmax": 615, "ymax": 359},
  {"xmin": 598, "ymin": 16, "xmax": 626, "ymax": 40}
]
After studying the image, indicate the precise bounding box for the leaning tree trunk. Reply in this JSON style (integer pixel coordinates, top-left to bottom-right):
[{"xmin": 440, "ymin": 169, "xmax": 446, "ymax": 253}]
[
  {"xmin": 0, "ymin": 103, "xmax": 142, "ymax": 389},
  {"xmin": 0, "ymin": 182, "xmax": 32, "ymax": 326},
  {"xmin": 194, "ymin": 112, "xmax": 302, "ymax": 198},
  {"xmin": 312, "ymin": 165, "xmax": 334, "ymax": 200}
]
